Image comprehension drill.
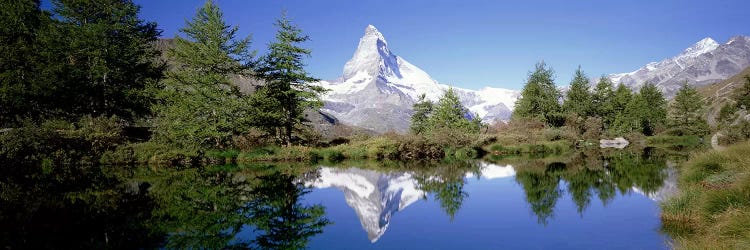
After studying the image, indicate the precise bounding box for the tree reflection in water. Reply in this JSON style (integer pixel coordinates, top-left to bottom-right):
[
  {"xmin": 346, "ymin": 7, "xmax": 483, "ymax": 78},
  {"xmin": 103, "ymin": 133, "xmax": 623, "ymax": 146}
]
[
  {"xmin": 0, "ymin": 163, "xmax": 329, "ymax": 249},
  {"xmin": 509, "ymin": 148, "xmax": 669, "ymax": 224}
]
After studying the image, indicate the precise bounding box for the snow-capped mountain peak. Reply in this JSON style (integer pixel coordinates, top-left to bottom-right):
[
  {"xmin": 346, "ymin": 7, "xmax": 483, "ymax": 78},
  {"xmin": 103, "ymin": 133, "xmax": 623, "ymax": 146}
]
[
  {"xmin": 679, "ymin": 37, "xmax": 719, "ymax": 58},
  {"xmin": 317, "ymin": 25, "xmax": 519, "ymax": 133},
  {"xmin": 608, "ymin": 35, "xmax": 750, "ymax": 97}
]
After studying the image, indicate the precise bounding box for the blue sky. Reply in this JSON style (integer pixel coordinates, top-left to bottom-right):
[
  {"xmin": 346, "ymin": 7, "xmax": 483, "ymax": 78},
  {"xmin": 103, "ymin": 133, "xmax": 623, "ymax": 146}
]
[{"xmin": 132, "ymin": 0, "xmax": 748, "ymax": 90}]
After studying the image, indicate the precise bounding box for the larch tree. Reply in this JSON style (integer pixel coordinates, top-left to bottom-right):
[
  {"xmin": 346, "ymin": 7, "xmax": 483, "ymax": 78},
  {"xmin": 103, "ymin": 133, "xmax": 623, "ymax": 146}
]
[
  {"xmin": 50, "ymin": 0, "xmax": 162, "ymax": 121},
  {"xmin": 153, "ymin": 0, "xmax": 255, "ymax": 149},
  {"xmin": 592, "ymin": 77, "xmax": 615, "ymax": 127},
  {"xmin": 669, "ymin": 82, "xmax": 709, "ymax": 136},
  {"xmin": 563, "ymin": 66, "xmax": 593, "ymax": 117},
  {"xmin": 513, "ymin": 62, "xmax": 562, "ymax": 126},
  {"xmin": 256, "ymin": 12, "xmax": 326, "ymax": 146},
  {"xmin": 410, "ymin": 93, "xmax": 433, "ymax": 135}
]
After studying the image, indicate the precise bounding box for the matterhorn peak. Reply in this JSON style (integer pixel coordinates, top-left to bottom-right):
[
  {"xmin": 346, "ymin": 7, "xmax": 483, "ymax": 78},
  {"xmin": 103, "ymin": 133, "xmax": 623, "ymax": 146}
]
[
  {"xmin": 342, "ymin": 24, "xmax": 399, "ymax": 80},
  {"xmin": 680, "ymin": 37, "xmax": 719, "ymax": 58}
]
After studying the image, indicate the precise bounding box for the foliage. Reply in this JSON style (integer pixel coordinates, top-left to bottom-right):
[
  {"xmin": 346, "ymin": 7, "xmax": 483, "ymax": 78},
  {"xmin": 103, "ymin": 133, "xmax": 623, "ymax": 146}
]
[
  {"xmin": 152, "ymin": 0, "xmax": 255, "ymax": 149},
  {"xmin": 255, "ymin": 12, "xmax": 326, "ymax": 146},
  {"xmin": 1, "ymin": 0, "xmax": 162, "ymax": 125},
  {"xmin": 667, "ymin": 83, "xmax": 709, "ymax": 136},
  {"xmin": 591, "ymin": 77, "xmax": 616, "ymax": 127},
  {"xmin": 410, "ymin": 93, "xmax": 433, "ymax": 135},
  {"xmin": 563, "ymin": 67, "xmax": 592, "ymax": 117},
  {"xmin": 513, "ymin": 62, "xmax": 562, "ymax": 126},
  {"xmin": 613, "ymin": 83, "xmax": 666, "ymax": 136}
]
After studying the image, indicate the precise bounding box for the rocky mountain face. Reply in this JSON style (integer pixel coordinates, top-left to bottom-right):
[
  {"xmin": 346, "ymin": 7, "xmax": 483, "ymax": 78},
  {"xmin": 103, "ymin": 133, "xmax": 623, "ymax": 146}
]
[
  {"xmin": 609, "ymin": 36, "xmax": 750, "ymax": 97},
  {"xmin": 316, "ymin": 25, "xmax": 519, "ymax": 133}
]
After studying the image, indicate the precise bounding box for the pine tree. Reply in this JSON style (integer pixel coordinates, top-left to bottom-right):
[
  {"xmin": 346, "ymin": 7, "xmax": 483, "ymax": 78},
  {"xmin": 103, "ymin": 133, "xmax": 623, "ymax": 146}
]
[
  {"xmin": 669, "ymin": 83, "xmax": 709, "ymax": 136},
  {"xmin": 611, "ymin": 83, "xmax": 632, "ymax": 119},
  {"xmin": 256, "ymin": 12, "xmax": 326, "ymax": 146},
  {"xmin": 153, "ymin": 0, "xmax": 255, "ymax": 148},
  {"xmin": 639, "ymin": 83, "xmax": 667, "ymax": 135},
  {"xmin": 614, "ymin": 83, "xmax": 666, "ymax": 135},
  {"xmin": 0, "ymin": 0, "xmax": 45, "ymax": 125},
  {"xmin": 513, "ymin": 62, "xmax": 561, "ymax": 126},
  {"xmin": 563, "ymin": 66, "xmax": 592, "ymax": 116},
  {"xmin": 592, "ymin": 77, "xmax": 615, "ymax": 126},
  {"xmin": 410, "ymin": 93, "xmax": 433, "ymax": 135},
  {"xmin": 49, "ymin": 0, "xmax": 162, "ymax": 120},
  {"xmin": 428, "ymin": 87, "xmax": 480, "ymax": 134}
]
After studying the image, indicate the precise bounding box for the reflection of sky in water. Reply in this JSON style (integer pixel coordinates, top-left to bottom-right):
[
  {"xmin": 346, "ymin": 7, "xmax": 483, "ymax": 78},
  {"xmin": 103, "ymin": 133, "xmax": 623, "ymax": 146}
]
[{"xmin": 300, "ymin": 163, "xmax": 671, "ymax": 250}]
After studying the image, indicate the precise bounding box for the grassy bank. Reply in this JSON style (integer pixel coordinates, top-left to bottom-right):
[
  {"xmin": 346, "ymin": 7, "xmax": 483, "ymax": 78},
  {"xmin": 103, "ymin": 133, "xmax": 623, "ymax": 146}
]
[{"xmin": 661, "ymin": 141, "xmax": 750, "ymax": 249}]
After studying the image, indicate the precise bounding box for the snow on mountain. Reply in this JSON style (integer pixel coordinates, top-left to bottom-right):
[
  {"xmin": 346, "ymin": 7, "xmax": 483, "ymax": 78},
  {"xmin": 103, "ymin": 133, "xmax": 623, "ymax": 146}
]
[
  {"xmin": 608, "ymin": 36, "xmax": 750, "ymax": 97},
  {"xmin": 306, "ymin": 167, "xmax": 425, "ymax": 242},
  {"xmin": 306, "ymin": 164, "xmax": 516, "ymax": 242},
  {"xmin": 317, "ymin": 25, "xmax": 519, "ymax": 133}
]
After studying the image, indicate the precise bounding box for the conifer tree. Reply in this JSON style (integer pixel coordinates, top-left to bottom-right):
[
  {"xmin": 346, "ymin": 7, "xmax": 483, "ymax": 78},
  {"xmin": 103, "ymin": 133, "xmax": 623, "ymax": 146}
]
[
  {"xmin": 428, "ymin": 87, "xmax": 480, "ymax": 134},
  {"xmin": 50, "ymin": 0, "xmax": 162, "ymax": 120},
  {"xmin": 563, "ymin": 66, "xmax": 592, "ymax": 116},
  {"xmin": 614, "ymin": 83, "xmax": 666, "ymax": 135},
  {"xmin": 513, "ymin": 62, "xmax": 561, "ymax": 126},
  {"xmin": 639, "ymin": 83, "xmax": 667, "ymax": 135},
  {"xmin": 611, "ymin": 83, "xmax": 632, "ymax": 121},
  {"xmin": 410, "ymin": 93, "xmax": 433, "ymax": 135},
  {"xmin": 256, "ymin": 12, "xmax": 326, "ymax": 146},
  {"xmin": 0, "ymin": 0, "xmax": 46, "ymax": 125},
  {"xmin": 153, "ymin": 0, "xmax": 255, "ymax": 148},
  {"xmin": 592, "ymin": 77, "xmax": 615, "ymax": 126},
  {"xmin": 669, "ymin": 83, "xmax": 709, "ymax": 136}
]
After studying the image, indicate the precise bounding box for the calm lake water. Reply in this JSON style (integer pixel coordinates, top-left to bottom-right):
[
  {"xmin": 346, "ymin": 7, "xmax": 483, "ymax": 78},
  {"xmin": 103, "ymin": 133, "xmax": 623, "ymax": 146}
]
[{"xmin": 1, "ymin": 148, "xmax": 679, "ymax": 249}]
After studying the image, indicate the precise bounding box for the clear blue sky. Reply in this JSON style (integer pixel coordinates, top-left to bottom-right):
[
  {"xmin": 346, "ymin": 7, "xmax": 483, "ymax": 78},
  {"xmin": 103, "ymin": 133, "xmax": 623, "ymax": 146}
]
[{"xmin": 132, "ymin": 0, "xmax": 748, "ymax": 90}]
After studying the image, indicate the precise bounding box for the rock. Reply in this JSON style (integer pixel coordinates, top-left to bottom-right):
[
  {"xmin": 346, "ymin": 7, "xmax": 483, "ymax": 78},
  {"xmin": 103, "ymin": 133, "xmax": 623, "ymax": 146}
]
[{"xmin": 600, "ymin": 137, "xmax": 629, "ymax": 149}]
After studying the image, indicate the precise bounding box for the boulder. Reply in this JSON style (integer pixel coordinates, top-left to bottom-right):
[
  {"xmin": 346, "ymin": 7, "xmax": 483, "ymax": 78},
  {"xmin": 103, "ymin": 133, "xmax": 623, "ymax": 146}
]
[{"xmin": 600, "ymin": 137, "xmax": 629, "ymax": 149}]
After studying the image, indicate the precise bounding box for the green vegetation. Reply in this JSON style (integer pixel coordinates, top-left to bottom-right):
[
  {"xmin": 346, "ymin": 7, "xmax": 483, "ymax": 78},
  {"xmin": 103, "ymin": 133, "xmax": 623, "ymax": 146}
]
[
  {"xmin": 667, "ymin": 83, "xmax": 710, "ymax": 136},
  {"xmin": 661, "ymin": 141, "xmax": 750, "ymax": 249},
  {"xmin": 152, "ymin": 0, "xmax": 256, "ymax": 149},
  {"xmin": 513, "ymin": 62, "xmax": 562, "ymax": 126}
]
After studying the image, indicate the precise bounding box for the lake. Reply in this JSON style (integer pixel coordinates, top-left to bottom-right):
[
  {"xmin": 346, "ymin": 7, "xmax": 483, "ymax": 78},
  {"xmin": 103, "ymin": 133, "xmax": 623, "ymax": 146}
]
[{"xmin": 0, "ymin": 148, "xmax": 678, "ymax": 249}]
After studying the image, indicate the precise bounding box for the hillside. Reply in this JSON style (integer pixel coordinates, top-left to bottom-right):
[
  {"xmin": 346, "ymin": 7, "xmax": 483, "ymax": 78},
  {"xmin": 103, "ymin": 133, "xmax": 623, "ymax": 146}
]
[{"xmin": 698, "ymin": 66, "xmax": 750, "ymax": 127}]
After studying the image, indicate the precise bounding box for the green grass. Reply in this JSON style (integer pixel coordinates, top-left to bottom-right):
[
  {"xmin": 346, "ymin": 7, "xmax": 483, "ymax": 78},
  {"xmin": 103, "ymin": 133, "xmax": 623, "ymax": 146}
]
[
  {"xmin": 485, "ymin": 141, "xmax": 571, "ymax": 156},
  {"xmin": 660, "ymin": 141, "xmax": 750, "ymax": 249}
]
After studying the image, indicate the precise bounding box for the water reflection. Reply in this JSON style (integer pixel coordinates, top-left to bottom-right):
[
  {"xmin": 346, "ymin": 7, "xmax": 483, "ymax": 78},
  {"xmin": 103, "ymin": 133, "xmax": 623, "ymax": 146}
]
[
  {"xmin": 309, "ymin": 148, "xmax": 676, "ymax": 240},
  {"xmin": 0, "ymin": 164, "xmax": 329, "ymax": 249},
  {"xmin": 0, "ymin": 148, "xmax": 676, "ymax": 249}
]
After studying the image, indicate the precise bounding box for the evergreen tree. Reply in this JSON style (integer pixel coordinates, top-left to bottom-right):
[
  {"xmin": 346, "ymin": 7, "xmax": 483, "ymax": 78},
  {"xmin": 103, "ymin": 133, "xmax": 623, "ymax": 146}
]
[
  {"xmin": 49, "ymin": 0, "xmax": 162, "ymax": 121},
  {"xmin": 153, "ymin": 0, "xmax": 255, "ymax": 148},
  {"xmin": 614, "ymin": 83, "xmax": 666, "ymax": 135},
  {"xmin": 428, "ymin": 87, "xmax": 480, "ymax": 134},
  {"xmin": 668, "ymin": 83, "xmax": 709, "ymax": 136},
  {"xmin": 256, "ymin": 12, "xmax": 326, "ymax": 146},
  {"xmin": 0, "ymin": 0, "xmax": 46, "ymax": 125},
  {"xmin": 639, "ymin": 83, "xmax": 667, "ymax": 135},
  {"xmin": 513, "ymin": 62, "xmax": 562, "ymax": 126},
  {"xmin": 563, "ymin": 66, "xmax": 592, "ymax": 116},
  {"xmin": 410, "ymin": 93, "xmax": 433, "ymax": 135},
  {"xmin": 592, "ymin": 77, "xmax": 615, "ymax": 126},
  {"xmin": 611, "ymin": 83, "xmax": 632, "ymax": 119}
]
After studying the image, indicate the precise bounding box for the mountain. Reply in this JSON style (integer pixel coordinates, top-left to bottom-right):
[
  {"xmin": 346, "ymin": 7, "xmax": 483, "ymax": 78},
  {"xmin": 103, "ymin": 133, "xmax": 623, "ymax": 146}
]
[
  {"xmin": 305, "ymin": 163, "xmax": 516, "ymax": 243},
  {"xmin": 307, "ymin": 167, "xmax": 425, "ymax": 242},
  {"xmin": 316, "ymin": 25, "xmax": 519, "ymax": 133},
  {"xmin": 609, "ymin": 36, "xmax": 750, "ymax": 97}
]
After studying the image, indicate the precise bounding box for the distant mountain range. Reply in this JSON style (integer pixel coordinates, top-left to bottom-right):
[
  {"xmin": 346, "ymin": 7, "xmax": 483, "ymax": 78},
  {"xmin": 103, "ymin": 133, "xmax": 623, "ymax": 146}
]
[
  {"xmin": 609, "ymin": 36, "xmax": 750, "ymax": 97},
  {"xmin": 315, "ymin": 25, "xmax": 750, "ymax": 132}
]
